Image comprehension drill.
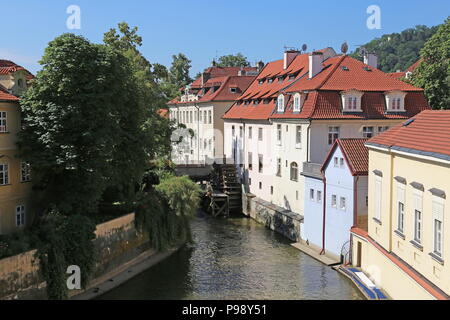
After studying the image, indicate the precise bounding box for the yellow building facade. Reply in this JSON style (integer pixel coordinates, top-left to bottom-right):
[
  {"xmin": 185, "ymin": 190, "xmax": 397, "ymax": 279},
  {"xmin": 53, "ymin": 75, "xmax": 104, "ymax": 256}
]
[
  {"xmin": 351, "ymin": 110, "xmax": 450, "ymax": 300},
  {"xmin": 0, "ymin": 61, "xmax": 33, "ymax": 235}
]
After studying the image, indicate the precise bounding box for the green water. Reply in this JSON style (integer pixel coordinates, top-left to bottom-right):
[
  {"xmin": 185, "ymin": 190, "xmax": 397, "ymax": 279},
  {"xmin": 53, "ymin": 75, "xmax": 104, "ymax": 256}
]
[{"xmin": 97, "ymin": 212, "xmax": 364, "ymax": 300}]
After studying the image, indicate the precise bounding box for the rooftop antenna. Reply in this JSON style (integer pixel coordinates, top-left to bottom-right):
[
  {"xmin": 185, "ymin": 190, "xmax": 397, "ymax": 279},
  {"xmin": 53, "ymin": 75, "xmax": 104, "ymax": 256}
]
[{"xmin": 341, "ymin": 42, "xmax": 349, "ymax": 55}]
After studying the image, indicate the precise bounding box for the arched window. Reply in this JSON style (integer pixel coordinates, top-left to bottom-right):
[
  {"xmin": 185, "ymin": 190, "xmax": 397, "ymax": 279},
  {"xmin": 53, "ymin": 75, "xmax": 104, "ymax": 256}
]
[
  {"xmin": 290, "ymin": 162, "xmax": 298, "ymax": 182},
  {"xmin": 277, "ymin": 94, "xmax": 285, "ymax": 112}
]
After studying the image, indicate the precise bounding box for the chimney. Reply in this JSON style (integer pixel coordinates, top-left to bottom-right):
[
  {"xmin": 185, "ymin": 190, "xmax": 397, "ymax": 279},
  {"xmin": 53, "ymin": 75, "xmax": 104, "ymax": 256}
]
[
  {"xmin": 364, "ymin": 53, "xmax": 378, "ymax": 69},
  {"xmin": 309, "ymin": 51, "xmax": 324, "ymax": 79},
  {"xmin": 284, "ymin": 50, "xmax": 299, "ymax": 69},
  {"xmin": 238, "ymin": 66, "xmax": 246, "ymax": 76},
  {"xmin": 201, "ymin": 72, "xmax": 211, "ymax": 86},
  {"xmin": 257, "ymin": 61, "xmax": 265, "ymax": 72}
]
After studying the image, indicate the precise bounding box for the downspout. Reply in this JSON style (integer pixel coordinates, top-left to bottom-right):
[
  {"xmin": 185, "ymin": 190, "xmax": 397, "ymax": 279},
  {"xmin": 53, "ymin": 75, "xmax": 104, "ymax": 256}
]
[
  {"xmin": 349, "ymin": 175, "xmax": 359, "ymax": 265},
  {"xmin": 306, "ymin": 121, "xmax": 312, "ymax": 162},
  {"xmin": 320, "ymin": 171, "xmax": 327, "ymax": 255}
]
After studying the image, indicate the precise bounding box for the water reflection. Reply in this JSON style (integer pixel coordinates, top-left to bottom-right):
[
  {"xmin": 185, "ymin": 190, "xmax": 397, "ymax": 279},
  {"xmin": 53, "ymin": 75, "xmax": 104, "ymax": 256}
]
[{"xmin": 97, "ymin": 212, "xmax": 364, "ymax": 300}]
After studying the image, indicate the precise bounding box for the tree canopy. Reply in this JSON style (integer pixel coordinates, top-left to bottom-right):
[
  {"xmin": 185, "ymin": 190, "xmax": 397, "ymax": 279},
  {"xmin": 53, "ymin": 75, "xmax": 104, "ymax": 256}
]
[
  {"xmin": 410, "ymin": 17, "xmax": 450, "ymax": 110},
  {"xmin": 350, "ymin": 24, "xmax": 439, "ymax": 72},
  {"xmin": 216, "ymin": 53, "xmax": 250, "ymax": 68},
  {"xmin": 18, "ymin": 26, "xmax": 174, "ymax": 216}
]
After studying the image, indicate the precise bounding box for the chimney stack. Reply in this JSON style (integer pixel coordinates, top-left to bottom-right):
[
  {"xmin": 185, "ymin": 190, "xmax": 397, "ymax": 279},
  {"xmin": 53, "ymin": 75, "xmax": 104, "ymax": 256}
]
[
  {"xmin": 284, "ymin": 50, "xmax": 299, "ymax": 70},
  {"xmin": 364, "ymin": 53, "xmax": 378, "ymax": 69},
  {"xmin": 309, "ymin": 51, "xmax": 324, "ymax": 79},
  {"xmin": 201, "ymin": 72, "xmax": 211, "ymax": 86},
  {"xmin": 257, "ymin": 61, "xmax": 265, "ymax": 72}
]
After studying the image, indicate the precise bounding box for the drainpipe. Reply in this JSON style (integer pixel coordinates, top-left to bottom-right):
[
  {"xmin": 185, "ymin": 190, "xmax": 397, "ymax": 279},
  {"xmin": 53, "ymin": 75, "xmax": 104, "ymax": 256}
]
[
  {"xmin": 306, "ymin": 121, "xmax": 312, "ymax": 162},
  {"xmin": 349, "ymin": 175, "xmax": 359, "ymax": 265},
  {"xmin": 320, "ymin": 171, "xmax": 327, "ymax": 255}
]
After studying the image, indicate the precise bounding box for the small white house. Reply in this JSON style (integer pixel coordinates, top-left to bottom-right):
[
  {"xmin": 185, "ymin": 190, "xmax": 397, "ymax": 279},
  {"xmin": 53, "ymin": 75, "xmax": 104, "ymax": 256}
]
[{"xmin": 303, "ymin": 138, "xmax": 369, "ymax": 261}]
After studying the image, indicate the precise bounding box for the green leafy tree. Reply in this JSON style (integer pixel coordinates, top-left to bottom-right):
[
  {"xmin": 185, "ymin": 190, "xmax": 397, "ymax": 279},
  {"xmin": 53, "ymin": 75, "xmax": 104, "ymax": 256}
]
[
  {"xmin": 18, "ymin": 34, "xmax": 136, "ymax": 215},
  {"xmin": 216, "ymin": 53, "xmax": 250, "ymax": 67},
  {"xmin": 350, "ymin": 24, "xmax": 439, "ymax": 72},
  {"xmin": 410, "ymin": 17, "xmax": 450, "ymax": 110}
]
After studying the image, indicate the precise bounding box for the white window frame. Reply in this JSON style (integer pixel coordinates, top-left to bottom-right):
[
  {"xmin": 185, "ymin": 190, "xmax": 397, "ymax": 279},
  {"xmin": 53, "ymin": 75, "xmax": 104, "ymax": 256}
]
[
  {"xmin": 276, "ymin": 158, "xmax": 281, "ymax": 177},
  {"xmin": 328, "ymin": 127, "xmax": 340, "ymax": 145},
  {"xmin": 295, "ymin": 125, "xmax": 302, "ymax": 149},
  {"xmin": 16, "ymin": 205, "xmax": 25, "ymax": 227},
  {"xmin": 413, "ymin": 190, "xmax": 423, "ymax": 244},
  {"xmin": 290, "ymin": 162, "xmax": 298, "ymax": 182},
  {"xmin": 0, "ymin": 111, "xmax": 6, "ymax": 133},
  {"xmin": 317, "ymin": 190, "xmax": 322, "ymax": 203},
  {"xmin": 363, "ymin": 126, "xmax": 374, "ymax": 138},
  {"xmin": 341, "ymin": 91, "xmax": 363, "ymax": 112},
  {"xmin": 258, "ymin": 128, "xmax": 263, "ymax": 141},
  {"xmin": 310, "ymin": 189, "xmax": 315, "ymax": 201},
  {"xmin": 248, "ymin": 126, "xmax": 252, "ymax": 139},
  {"xmin": 331, "ymin": 195, "xmax": 337, "ymax": 208},
  {"xmin": 334, "ymin": 157, "xmax": 338, "ymax": 167},
  {"xmin": 340, "ymin": 197, "xmax": 347, "ymax": 211},
  {"xmin": 277, "ymin": 94, "xmax": 285, "ymax": 112},
  {"xmin": 293, "ymin": 93, "xmax": 302, "ymax": 112},
  {"xmin": 340, "ymin": 158, "xmax": 345, "ymax": 168},
  {"xmin": 432, "ymin": 196, "xmax": 444, "ymax": 257},
  {"xmin": 397, "ymin": 184, "xmax": 405, "ymax": 234},
  {"xmin": 374, "ymin": 175, "xmax": 382, "ymax": 221},
  {"xmin": 0, "ymin": 163, "xmax": 9, "ymax": 185},
  {"xmin": 248, "ymin": 152, "xmax": 253, "ymax": 171},
  {"xmin": 385, "ymin": 91, "xmax": 406, "ymax": 112}
]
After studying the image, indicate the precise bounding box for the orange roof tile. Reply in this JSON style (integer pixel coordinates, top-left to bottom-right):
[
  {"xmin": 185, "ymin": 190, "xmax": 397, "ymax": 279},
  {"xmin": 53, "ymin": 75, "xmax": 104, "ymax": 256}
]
[
  {"xmin": 322, "ymin": 138, "xmax": 369, "ymax": 176},
  {"xmin": 367, "ymin": 110, "xmax": 450, "ymax": 161},
  {"xmin": 0, "ymin": 84, "xmax": 19, "ymax": 101},
  {"xmin": 224, "ymin": 53, "xmax": 429, "ymax": 121}
]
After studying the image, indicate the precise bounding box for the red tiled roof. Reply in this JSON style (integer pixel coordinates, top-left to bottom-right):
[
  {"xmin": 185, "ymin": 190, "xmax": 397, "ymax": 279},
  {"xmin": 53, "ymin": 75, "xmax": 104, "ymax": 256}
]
[
  {"xmin": 169, "ymin": 66, "xmax": 257, "ymax": 105},
  {"xmin": 325, "ymin": 138, "xmax": 369, "ymax": 176},
  {"xmin": 406, "ymin": 58, "xmax": 423, "ymax": 72},
  {"xmin": 0, "ymin": 59, "xmax": 34, "ymax": 80},
  {"xmin": 157, "ymin": 108, "xmax": 169, "ymax": 118},
  {"xmin": 388, "ymin": 72, "xmax": 406, "ymax": 80},
  {"xmin": 366, "ymin": 110, "xmax": 450, "ymax": 160},
  {"xmin": 271, "ymin": 91, "xmax": 429, "ymax": 120},
  {"xmin": 0, "ymin": 83, "xmax": 19, "ymax": 101},
  {"xmin": 224, "ymin": 53, "xmax": 428, "ymax": 121}
]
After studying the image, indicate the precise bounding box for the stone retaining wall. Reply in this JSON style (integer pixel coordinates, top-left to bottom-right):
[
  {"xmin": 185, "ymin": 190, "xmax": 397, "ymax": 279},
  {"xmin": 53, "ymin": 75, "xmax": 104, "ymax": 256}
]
[
  {"xmin": 0, "ymin": 213, "xmax": 151, "ymax": 300},
  {"xmin": 243, "ymin": 193, "xmax": 304, "ymax": 242}
]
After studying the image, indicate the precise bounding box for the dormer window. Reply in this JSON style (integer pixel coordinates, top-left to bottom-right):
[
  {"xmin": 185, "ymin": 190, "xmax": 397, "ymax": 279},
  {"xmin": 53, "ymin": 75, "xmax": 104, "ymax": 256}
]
[
  {"xmin": 230, "ymin": 87, "xmax": 237, "ymax": 93},
  {"xmin": 277, "ymin": 94, "xmax": 285, "ymax": 112},
  {"xmin": 385, "ymin": 91, "xmax": 406, "ymax": 112},
  {"xmin": 341, "ymin": 90, "xmax": 363, "ymax": 112},
  {"xmin": 254, "ymin": 100, "xmax": 260, "ymax": 105},
  {"xmin": 268, "ymin": 78, "xmax": 274, "ymax": 84},
  {"xmin": 293, "ymin": 93, "xmax": 302, "ymax": 112},
  {"xmin": 244, "ymin": 100, "xmax": 250, "ymax": 105}
]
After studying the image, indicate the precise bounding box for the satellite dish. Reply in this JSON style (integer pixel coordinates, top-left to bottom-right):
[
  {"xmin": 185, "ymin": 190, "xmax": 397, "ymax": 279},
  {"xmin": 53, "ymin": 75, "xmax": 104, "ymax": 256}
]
[
  {"xmin": 302, "ymin": 44, "xmax": 307, "ymax": 52},
  {"xmin": 341, "ymin": 42, "xmax": 349, "ymax": 55}
]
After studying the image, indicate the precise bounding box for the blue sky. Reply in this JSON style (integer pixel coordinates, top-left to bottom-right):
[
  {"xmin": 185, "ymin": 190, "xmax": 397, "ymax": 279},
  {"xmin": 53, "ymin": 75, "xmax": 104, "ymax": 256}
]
[{"xmin": 2, "ymin": 0, "xmax": 448, "ymax": 76}]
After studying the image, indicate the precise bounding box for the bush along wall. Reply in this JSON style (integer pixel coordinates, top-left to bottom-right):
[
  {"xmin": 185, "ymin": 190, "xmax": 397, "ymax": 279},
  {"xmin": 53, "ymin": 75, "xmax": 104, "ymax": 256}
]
[{"xmin": 135, "ymin": 172, "xmax": 201, "ymax": 252}]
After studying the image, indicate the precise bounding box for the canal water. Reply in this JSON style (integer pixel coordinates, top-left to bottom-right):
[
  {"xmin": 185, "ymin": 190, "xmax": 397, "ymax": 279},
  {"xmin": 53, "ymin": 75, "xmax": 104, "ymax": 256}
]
[{"xmin": 97, "ymin": 212, "xmax": 364, "ymax": 300}]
